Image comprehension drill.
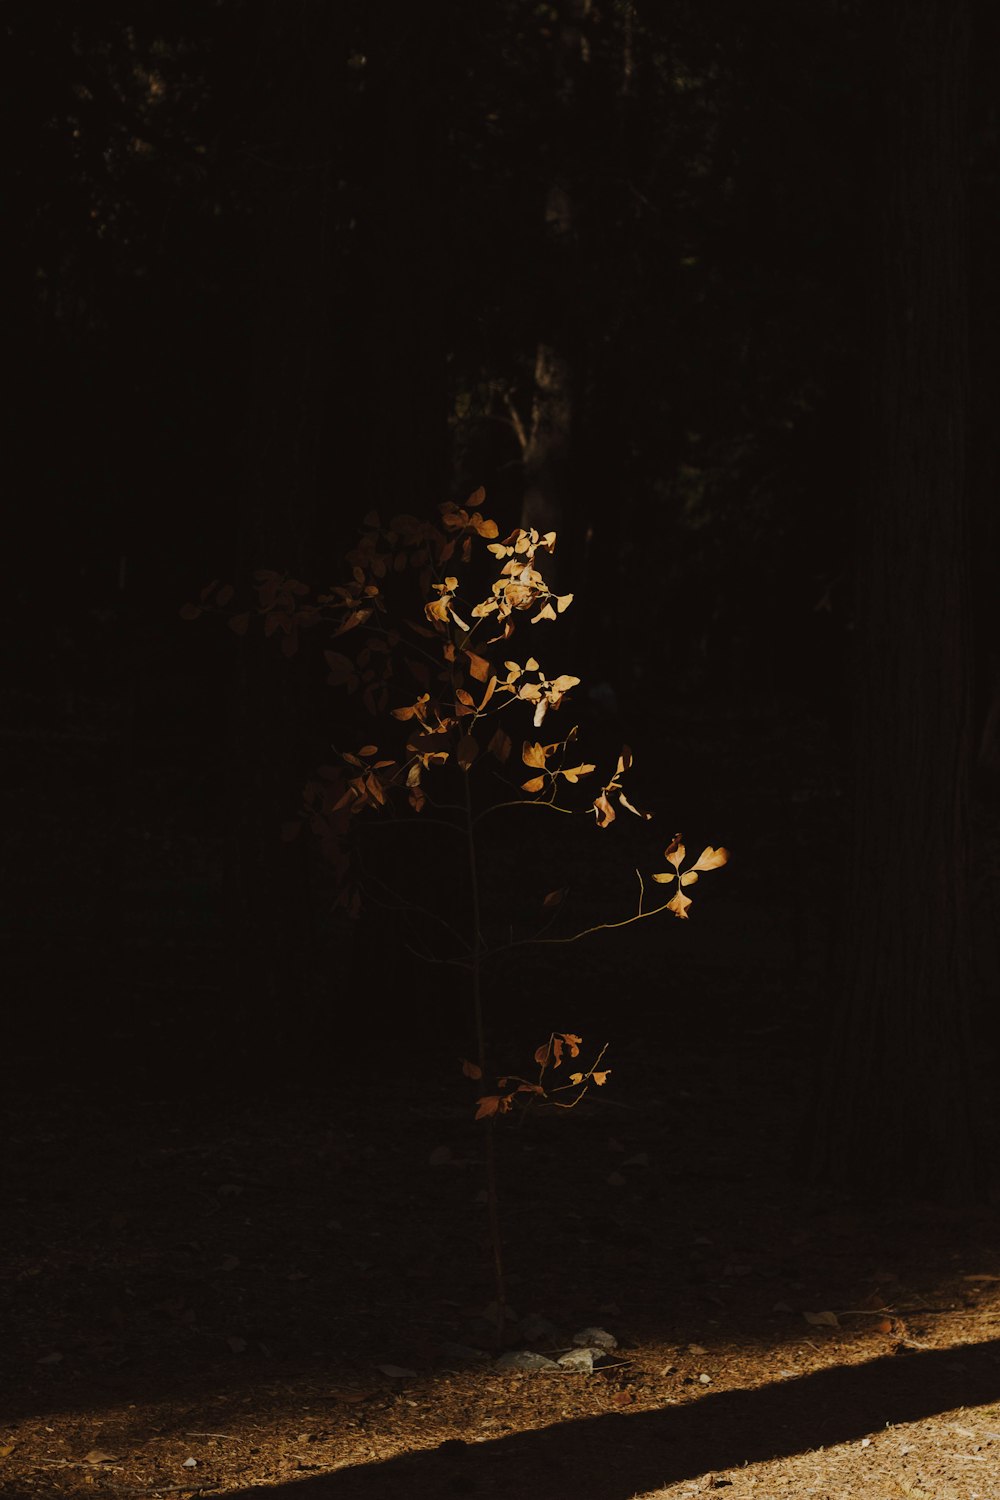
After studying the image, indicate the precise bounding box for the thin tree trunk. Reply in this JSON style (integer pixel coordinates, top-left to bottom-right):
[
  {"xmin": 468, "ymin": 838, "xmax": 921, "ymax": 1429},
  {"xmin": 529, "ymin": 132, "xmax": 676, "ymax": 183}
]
[{"xmin": 807, "ymin": 0, "xmax": 978, "ymax": 1197}]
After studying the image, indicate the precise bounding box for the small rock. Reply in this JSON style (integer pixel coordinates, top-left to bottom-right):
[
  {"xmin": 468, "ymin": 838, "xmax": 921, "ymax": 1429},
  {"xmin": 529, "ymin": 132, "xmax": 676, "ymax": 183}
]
[
  {"xmin": 572, "ymin": 1326, "xmax": 617, "ymax": 1350},
  {"xmin": 377, "ymin": 1364, "xmax": 418, "ymax": 1378},
  {"xmin": 558, "ymin": 1347, "xmax": 598, "ymax": 1373},
  {"xmin": 494, "ymin": 1349, "xmax": 560, "ymax": 1372},
  {"xmin": 183, "ymin": 1457, "xmax": 198, "ymax": 1469}
]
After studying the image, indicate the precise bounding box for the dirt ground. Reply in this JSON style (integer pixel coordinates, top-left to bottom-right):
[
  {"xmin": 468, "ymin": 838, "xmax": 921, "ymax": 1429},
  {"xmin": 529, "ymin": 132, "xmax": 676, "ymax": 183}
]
[
  {"xmin": 4, "ymin": 693, "xmax": 1000, "ymax": 1499},
  {"xmin": 4, "ymin": 1005, "xmax": 1000, "ymax": 1500}
]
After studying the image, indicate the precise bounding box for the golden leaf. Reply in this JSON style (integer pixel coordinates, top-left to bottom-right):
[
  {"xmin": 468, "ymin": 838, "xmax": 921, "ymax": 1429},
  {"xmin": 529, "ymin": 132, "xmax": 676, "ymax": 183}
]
[
  {"xmin": 651, "ymin": 872, "xmax": 675, "ymax": 884},
  {"xmin": 667, "ymin": 890, "xmax": 692, "ymax": 919},
  {"xmin": 479, "ymin": 675, "xmax": 498, "ymax": 710},
  {"xmin": 690, "ymin": 846, "xmax": 730, "ymax": 872},
  {"xmin": 618, "ymin": 791, "xmax": 652, "ymax": 820},
  {"xmin": 466, "ymin": 486, "xmax": 486, "ymax": 509},
  {"xmin": 679, "ymin": 870, "xmax": 699, "ymax": 887},
  {"xmin": 522, "ymin": 775, "xmax": 546, "ymax": 793},
  {"xmin": 550, "ymin": 675, "xmax": 580, "ymax": 693},
  {"xmin": 556, "ymin": 593, "xmax": 574, "ymax": 612},
  {"xmin": 475, "ymin": 1095, "xmax": 502, "ymax": 1121},
  {"xmin": 464, "ymin": 649, "xmax": 491, "ymax": 682},
  {"xmin": 593, "ymin": 792, "xmax": 616, "ymax": 828},
  {"xmin": 666, "ymin": 843, "xmax": 686, "ymax": 869},
  {"xmin": 561, "ymin": 763, "xmax": 596, "ymax": 782},
  {"xmin": 569, "ymin": 1071, "xmax": 584, "ymax": 1085},
  {"xmin": 616, "ymin": 746, "xmax": 633, "ymax": 776},
  {"xmin": 592, "ymin": 1071, "xmax": 610, "ymax": 1086},
  {"xmin": 522, "ymin": 741, "xmax": 547, "ymax": 768}
]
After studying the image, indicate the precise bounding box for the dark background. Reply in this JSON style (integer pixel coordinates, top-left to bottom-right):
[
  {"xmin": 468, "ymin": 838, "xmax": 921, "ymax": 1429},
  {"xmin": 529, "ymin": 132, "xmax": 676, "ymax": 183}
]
[{"xmin": 5, "ymin": 0, "xmax": 999, "ymax": 1196}]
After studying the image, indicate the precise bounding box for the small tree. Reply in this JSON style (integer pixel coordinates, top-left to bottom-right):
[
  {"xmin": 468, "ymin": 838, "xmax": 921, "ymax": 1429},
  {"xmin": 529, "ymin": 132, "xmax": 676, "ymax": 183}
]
[{"xmin": 187, "ymin": 489, "xmax": 728, "ymax": 1336}]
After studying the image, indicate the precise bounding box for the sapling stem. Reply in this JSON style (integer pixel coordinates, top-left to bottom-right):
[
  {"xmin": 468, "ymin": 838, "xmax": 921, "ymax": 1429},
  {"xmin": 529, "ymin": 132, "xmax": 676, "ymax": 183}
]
[{"xmin": 463, "ymin": 767, "xmax": 506, "ymax": 1349}]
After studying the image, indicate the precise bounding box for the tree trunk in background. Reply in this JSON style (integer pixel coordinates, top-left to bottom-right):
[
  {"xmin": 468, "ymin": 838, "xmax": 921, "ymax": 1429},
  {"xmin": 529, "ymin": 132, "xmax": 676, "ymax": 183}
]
[
  {"xmin": 521, "ymin": 1, "xmax": 591, "ymax": 589},
  {"xmin": 226, "ymin": 2, "xmax": 340, "ymax": 1061},
  {"xmin": 360, "ymin": 6, "xmax": 449, "ymax": 515},
  {"xmin": 807, "ymin": 0, "xmax": 979, "ymax": 1196}
]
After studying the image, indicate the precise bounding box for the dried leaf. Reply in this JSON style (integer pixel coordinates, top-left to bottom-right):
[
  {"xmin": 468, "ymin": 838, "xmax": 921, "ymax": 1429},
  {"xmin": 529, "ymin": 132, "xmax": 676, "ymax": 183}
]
[
  {"xmin": 802, "ymin": 1310, "xmax": 840, "ymax": 1327},
  {"xmin": 522, "ymin": 775, "xmax": 546, "ymax": 793},
  {"xmin": 456, "ymin": 733, "xmax": 480, "ymax": 770},
  {"xmin": 488, "ymin": 726, "xmax": 512, "ymax": 763},
  {"xmin": 667, "ymin": 890, "xmax": 692, "ymax": 919},
  {"xmin": 377, "ymin": 1364, "xmax": 417, "ymax": 1379},
  {"xmin": 542, "ymin": 888, "xmax": 567, "ymax": 909},
  {"xmin": 465, "ymin": 649, "xmax": 491, "ymax": 682},
  {"xmin": 569, "ymin": 1071, "xmax": 584, "ymax": 1085},
  {"xmin": 651, "ymin": 872, "xmax": 676, "ymax": 884},
  {"xmin": 522, "ymin": 741, "xmax": 547, "ymax": 768},
  {"xmin": 475, "ymin": 1095, "xmax": 502, "ymax": 1121},
  {"xmin": 461, "ymin": 1058, "xmax": 482, "ymax": 1080},
  {"xmin": 690, "ymin": 846, "xmax": 730, "ymax": 872},
  {"xmin": 83, "ymin": 1450, "xmax": 121, "ymax": 1465},
  {"xmin": 561, "ymin": 763, "xmax": 596, "ymax": 782},
  {"xmin": 666, "ymin": 843, "xmax": 686, "ymax": 869},
  {"xmin": 593, "ymin": 1071, "xmax": 610, "ymax": 1086},
  {"xmin": 593, "ymin": 792, "xmax": 616, "ymax": 828},
  {"xmin": 679, "ymin": 870, "xmax": 699, "ymax": 887}
]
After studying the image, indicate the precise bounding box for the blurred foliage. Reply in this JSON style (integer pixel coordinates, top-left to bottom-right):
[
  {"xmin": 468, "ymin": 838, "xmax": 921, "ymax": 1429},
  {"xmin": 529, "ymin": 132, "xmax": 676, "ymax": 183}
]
[{"xmin": 4, "ymin": 0, "xmax": 949, "ymax": 719}]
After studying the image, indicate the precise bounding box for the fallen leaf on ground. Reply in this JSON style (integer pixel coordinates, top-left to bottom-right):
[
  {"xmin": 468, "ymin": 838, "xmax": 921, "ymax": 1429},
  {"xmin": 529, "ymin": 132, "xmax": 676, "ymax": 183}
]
[
  {"xmin": 377, "ymin": 1364, "xmax": 417, "ymax": 1378},
  {"xmin": 803, "ymin": 1310, "xmax": 839, "ymax": 1327}
]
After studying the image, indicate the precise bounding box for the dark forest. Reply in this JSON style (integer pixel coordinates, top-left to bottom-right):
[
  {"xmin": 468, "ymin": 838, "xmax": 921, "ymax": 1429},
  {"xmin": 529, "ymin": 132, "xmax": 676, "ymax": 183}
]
[{"xmin": 5, "ymin": 3, "xmax": 1000, "ymax": 1496}]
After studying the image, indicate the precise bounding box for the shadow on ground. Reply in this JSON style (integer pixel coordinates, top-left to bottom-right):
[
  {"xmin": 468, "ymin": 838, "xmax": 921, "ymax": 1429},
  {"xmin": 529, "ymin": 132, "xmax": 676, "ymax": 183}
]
[{"xmin": 222, "ymin": 1338, "xmax": 1000, "ymax": 1499}]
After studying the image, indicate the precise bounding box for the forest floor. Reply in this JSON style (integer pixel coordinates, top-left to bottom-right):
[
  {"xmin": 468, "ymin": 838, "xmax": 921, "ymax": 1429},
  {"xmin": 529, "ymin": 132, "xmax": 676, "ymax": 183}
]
[
  {"xmin": 4, "ymin": 692, "xmax": 1000, "ymax": 1499},
  {"xmin": 5, "ymin": 982, "xmax": 1000, "ymax": 1500}
]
